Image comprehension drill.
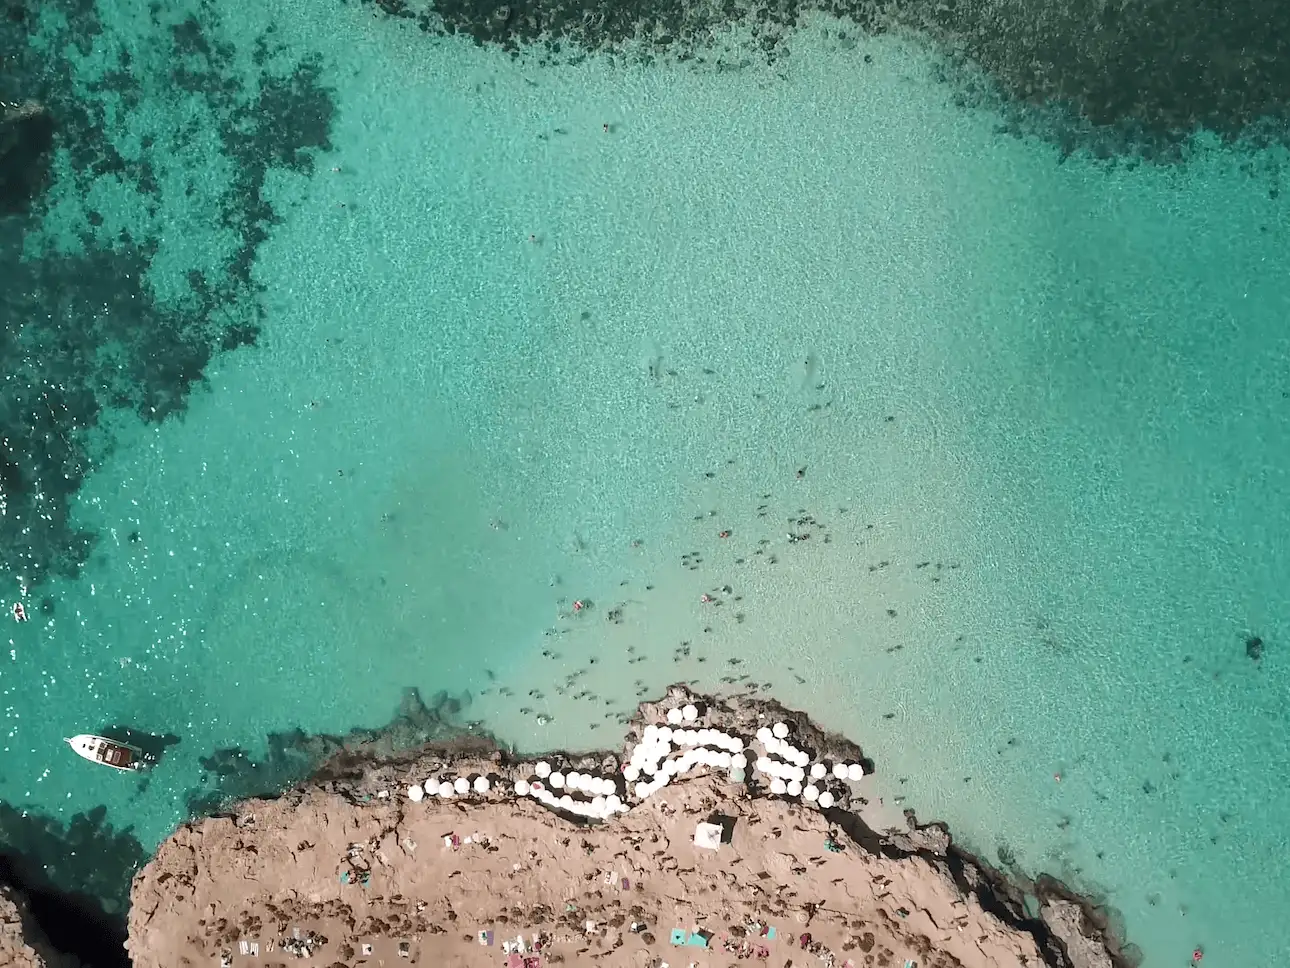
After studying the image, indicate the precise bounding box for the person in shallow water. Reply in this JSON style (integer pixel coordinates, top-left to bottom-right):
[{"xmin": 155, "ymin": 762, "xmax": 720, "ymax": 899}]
[{"xmin": 11, "ymin": 602, "xmax": 26, "ymax": 622}]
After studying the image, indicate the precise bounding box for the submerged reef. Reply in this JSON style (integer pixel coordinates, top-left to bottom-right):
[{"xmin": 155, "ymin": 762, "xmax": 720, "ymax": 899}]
[
  {"xmin": 0, "ymin": 0, "xmax": 335, "ymax": 591},
  {"xmin": 359, "ymin": 0, "xmax": 1290, "ymax": 163},
  {"xmin": 0, "ymin": 99, "xmax": 54, "ymax": 216}
]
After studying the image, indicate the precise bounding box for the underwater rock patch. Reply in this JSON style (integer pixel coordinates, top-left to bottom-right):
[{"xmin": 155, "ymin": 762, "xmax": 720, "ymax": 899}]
[
  {"xmin": 0, "ymin": 0, "xmax": 336, "ymax": 589},
  {"xmin": 355, "ymin": 0, "xmax": 1290, "ymax": 161},
  {"xmin": 0, "ymin": 100, "xmax": 54, "ymax": 216}
]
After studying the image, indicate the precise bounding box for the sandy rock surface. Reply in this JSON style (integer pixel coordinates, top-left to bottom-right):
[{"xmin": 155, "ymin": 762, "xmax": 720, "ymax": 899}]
[
  {"xmin": 128, "ymin": 773, "xmax": 1044, "ymax": 968},
  {"xmin": 127, "ymin": 688, "xmax": 1127, "ymax": 968}
]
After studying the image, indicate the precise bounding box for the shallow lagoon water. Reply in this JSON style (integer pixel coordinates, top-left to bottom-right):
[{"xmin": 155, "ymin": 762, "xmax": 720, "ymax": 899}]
[{"xmin": 2, "ymin": 1, "xmax": 1289, "ymax": 963}]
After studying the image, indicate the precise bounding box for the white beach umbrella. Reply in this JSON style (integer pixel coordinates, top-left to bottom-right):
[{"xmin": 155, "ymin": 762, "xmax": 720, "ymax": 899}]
[
  {"xmin": 535, "ymin": 761, "xmax": 552, "ymax": 778},
  {"xmin": 407, "ymin": 784, "xmax": 424, "ymax": 802},
  {"xmin": 682, "ymin": 704, "xmax": 698, "ymax": 721},
  {"xmin": 474, "ymin": 776, "xmax": 490, "ymax": 794},
  {"xmin": 453, "ymin": 777, "xmax": 469, "ymax": 794},
  {"xmin": 772, "ymin": 722, "xmax": 789, "ymax": 739}
]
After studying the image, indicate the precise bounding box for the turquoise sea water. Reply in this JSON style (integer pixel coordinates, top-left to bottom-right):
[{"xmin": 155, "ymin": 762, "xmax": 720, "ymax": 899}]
[{"xmin": 3, "ymin": 0, "xmax": 1289, "ymax": 963}]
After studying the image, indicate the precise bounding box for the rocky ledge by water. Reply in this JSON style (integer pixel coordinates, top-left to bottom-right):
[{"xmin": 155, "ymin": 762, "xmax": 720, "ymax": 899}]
[
  {"xmin": 1, "ymin": 877, "xmax": 77, "ymax": 968},
  {"xmin": 110, "ymin": 685, "xmax": 1131, "ymax": 968}
]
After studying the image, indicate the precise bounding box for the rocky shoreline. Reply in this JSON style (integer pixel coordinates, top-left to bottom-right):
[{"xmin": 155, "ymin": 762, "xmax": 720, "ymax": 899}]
[
  {"xmin": 1, "ymin": 878, "xmax": 74, "ymax": 968},
  {"xmin": 1, "ymin": 686, "xmax": 1133, "ymax": 968},
  {"xmin": 301, "ymin": 686, "xmax": 1133, "ymax": 968}
]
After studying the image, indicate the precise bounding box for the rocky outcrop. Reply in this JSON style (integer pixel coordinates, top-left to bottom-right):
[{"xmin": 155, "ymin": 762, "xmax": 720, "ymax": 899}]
[
  {"xmin": 0, "ymin": 877, "xmax": 75, "ymax": 968},
  {"xmin": 126, "ymin": 685, "xmax": 1130, "ymax": 968},
  {"xmin": 1040, "ymin": 897, "xmax": 1114, "ymax": 968}
]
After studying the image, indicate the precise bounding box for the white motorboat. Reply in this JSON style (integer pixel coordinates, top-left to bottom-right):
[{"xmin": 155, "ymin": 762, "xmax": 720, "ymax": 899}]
[{"xmin": 64, "ymin": 734, "xmax": 152, "ymax": 772}]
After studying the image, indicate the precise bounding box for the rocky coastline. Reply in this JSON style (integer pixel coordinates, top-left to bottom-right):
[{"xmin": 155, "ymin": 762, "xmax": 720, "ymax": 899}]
[{"xmin": 1, "ymin": 686, "xmax": 1132, "ymax": 968}]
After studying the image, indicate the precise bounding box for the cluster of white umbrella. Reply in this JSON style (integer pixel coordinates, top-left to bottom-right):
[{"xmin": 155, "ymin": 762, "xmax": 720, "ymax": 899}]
[
  {"xmin": 514, "ymin": 761, "xmax": 626, "ymax": 819},
  {"xmin": 751, "ymin": 722, "xmax": 865, "ymax": 809},
  {"xmin": 623, "ymin": 722, "xmax": 746, "ymax": 800},
  {"xmin": 401, "ymin": 710, "xmax": 867, "ymax": 818},
  {"xmin": 406, "ymin": 774, "xmax": 491, "ymax": 802}
]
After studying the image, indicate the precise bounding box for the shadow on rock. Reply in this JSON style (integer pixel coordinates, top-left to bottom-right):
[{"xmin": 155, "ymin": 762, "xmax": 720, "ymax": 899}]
[
  {"xmin": 0, "ymin": 100, "xmax": 54, "ymax": 216},
  {"xmin": 184, "ymin": 686, "xmax": 483, "ymax": 815},
  {"xmin": 0, "ymin": 801, "xmax": 144, "ymax": 968}
]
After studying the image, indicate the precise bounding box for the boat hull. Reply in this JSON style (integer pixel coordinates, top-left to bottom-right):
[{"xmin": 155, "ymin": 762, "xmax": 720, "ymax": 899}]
[{"xmin": 65, "ymin": 734, "xmax": 151, "ymax": 772}]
